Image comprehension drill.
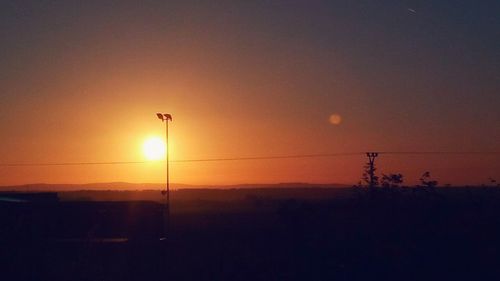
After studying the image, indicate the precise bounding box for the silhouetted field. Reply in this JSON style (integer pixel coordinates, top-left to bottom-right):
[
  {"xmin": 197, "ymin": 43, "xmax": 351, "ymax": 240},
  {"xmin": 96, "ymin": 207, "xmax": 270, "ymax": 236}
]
[{"xmin": 2, "ymin": 187, "xmax": 500, "ymax": 280}]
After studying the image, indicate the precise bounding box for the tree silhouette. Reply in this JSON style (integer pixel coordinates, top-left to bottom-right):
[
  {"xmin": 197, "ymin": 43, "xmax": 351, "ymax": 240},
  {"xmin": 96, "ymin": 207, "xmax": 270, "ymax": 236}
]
[
  {"xmin": 361, "ymin": 162, "xmax": 379, "ymax": 188},
  {"xmin": 420, "ymin": 172, "xmax": 438, "ymax": 188},
  {"xmin": 488, "ymin": 178, "xmax": 497, "ymax": 187},
  {"xmin": 381, "ymin": 173, "xmax": 404, "ymax": 188}
]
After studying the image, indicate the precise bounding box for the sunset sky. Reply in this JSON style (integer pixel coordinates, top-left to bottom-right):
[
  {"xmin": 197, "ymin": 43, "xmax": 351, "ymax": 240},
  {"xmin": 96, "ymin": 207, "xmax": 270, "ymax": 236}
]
[{"xmin": 0, "ymin": 1, "xmax": 499, "ymax": 186}]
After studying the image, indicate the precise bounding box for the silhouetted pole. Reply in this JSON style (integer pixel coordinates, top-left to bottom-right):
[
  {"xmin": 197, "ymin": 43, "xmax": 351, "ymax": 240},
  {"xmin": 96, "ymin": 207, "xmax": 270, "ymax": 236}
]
[
  {"xmin": 366, "ymin": 152, "xmax": 378, "ymax": 188},
  {"xmin": 157, "ymin": 113, "xmax": 172, "ymax": 238},
  {"xmin": 165, "ymin": 119, "xmax": 169, "ymax": 219}
]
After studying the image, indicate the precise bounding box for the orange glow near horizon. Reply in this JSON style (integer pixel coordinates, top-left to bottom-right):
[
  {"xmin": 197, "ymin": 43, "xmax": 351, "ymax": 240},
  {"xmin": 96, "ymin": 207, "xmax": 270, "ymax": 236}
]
[{"xmin": 0, "ymin": 2, "xmax": 498, "ymax": 187}]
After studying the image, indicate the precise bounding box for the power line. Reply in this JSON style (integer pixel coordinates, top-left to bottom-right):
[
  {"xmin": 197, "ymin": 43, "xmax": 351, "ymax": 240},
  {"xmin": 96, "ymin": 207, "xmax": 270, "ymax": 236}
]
[
  {"xmin": 378, "ymin": 151, "xmax": 500, "ymax": 155},
  {"xmin": 0, "ymin": 151, "xmax": 498, "ymax": 167},
  {"xmin": 0, "ymin": 153, "xmax": 362, "ymax": 167},
  {"xmin": 172, "ymin": 152, "xmax": 364, "ymax": 163}
]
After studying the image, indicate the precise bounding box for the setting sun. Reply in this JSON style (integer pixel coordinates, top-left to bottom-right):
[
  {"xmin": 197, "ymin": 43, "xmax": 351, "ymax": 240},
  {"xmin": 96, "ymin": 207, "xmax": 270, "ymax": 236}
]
[{"xmin": 143, "ymin": 137, "xmax": 166, "ymax": 161}]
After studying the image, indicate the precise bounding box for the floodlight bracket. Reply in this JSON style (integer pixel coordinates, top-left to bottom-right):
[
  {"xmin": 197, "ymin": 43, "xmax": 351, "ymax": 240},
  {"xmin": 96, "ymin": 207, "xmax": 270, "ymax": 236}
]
[{"xmin": 156, "ymin": 113, "xmax": 172, "ymax": 122}]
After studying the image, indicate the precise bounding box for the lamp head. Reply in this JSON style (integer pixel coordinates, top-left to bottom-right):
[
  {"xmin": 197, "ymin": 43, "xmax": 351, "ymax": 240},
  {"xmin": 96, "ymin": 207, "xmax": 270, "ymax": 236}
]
[{"xmin": 156, "ymin": 113, "xmax": 172, "ymax": 122}]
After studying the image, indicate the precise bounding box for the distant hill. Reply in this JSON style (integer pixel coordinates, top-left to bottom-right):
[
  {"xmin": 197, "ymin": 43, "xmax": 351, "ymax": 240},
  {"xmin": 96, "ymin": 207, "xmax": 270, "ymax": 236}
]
[{"xmin": 0, "ymin": 182, "xmax": 350, "ymax": 192}]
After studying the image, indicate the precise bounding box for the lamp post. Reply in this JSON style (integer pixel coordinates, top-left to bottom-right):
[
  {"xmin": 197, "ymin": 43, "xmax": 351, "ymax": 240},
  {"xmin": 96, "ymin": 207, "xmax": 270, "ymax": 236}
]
[{"xmin": 157, "ymin": 113, "xmax": 172, "ymax": 238}]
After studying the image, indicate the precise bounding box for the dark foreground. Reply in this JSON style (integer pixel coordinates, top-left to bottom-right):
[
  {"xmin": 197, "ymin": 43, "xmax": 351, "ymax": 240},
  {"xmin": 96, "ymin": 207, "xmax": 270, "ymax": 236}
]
[{"xmin": 2, "ymin": 187, "xmax": 500, "ymax": 281}]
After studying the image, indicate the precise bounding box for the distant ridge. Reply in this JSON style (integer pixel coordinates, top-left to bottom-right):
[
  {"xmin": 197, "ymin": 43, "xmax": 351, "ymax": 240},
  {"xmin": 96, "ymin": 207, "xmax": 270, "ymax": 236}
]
[{"xmin": 0, "ymin": 182, "xmax": 350, "ymax": 192}]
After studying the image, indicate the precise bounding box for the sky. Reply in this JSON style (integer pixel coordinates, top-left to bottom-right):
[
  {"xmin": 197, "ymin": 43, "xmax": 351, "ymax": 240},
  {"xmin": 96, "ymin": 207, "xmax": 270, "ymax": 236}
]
[{"xmin": 0, "ymin": 0, "xmax": 499, "ymax": 186}]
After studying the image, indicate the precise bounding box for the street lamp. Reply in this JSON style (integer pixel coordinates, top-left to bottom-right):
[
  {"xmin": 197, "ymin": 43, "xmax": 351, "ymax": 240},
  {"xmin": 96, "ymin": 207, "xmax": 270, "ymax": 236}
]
[{"xmin": 157, "ymin": 113, "xmax": 172, "ymax": 238}]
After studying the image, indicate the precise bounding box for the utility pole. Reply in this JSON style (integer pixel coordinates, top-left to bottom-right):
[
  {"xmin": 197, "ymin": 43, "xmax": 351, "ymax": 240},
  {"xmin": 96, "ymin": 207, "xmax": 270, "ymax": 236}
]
[{"xmin": 366, "ymin": 152, "xmax": 379, "ymax": 188}]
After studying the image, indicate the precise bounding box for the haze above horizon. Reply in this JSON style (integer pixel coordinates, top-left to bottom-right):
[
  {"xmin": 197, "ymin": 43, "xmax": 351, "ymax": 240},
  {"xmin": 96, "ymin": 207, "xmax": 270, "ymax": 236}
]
[{"xmin": 0, "ymin": 1, "xmax": 498, "ymax": 186}]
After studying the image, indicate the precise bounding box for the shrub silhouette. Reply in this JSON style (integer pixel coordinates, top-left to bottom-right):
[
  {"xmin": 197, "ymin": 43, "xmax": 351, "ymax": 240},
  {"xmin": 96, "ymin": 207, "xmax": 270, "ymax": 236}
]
[
  {"xmin": 381, "ymin": 173, "xmax": 404, "ymax": 188},
  {"xmin": 420, "ymin": 172, "xmax": 438, "ymax": 188}
]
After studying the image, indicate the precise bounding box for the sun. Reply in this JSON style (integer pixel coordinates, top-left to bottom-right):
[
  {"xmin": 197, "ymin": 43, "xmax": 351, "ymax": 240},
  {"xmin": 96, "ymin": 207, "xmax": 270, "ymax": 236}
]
[{"xmin": 143, "ymin": 137, "xmax": 166, "ymax": 161}]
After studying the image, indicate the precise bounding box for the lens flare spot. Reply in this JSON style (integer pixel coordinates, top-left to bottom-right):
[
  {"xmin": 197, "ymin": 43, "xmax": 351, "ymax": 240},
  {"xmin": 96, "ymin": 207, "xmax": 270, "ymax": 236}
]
[{"xmin": 329, "ymin": 114, "xmax": 342, "ymax": 125}]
